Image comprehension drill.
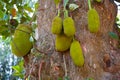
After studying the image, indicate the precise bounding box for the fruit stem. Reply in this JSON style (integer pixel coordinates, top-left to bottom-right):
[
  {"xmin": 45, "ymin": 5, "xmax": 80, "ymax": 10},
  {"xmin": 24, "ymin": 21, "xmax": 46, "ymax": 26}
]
[
  {"xmin": 63, "ymin": 0, "xmax": 69, "ymax": 18},
  {"xmin": 64, "ymin": 9, "xmax": 68, "ymax": 18},
  {"xmin": 73, "ymin": 36, "xmax": 75, "ymax": 41},
  {"xmin": 88, "ymin": 0, "xmax": 92, "ymax": 10},
  {"xmin": 57, "ymin": 9, "xmax": 60, "ymax": 17},
  {"xmin": 56, "ymin": 2, "xmax": 61, "ymax": 17}
]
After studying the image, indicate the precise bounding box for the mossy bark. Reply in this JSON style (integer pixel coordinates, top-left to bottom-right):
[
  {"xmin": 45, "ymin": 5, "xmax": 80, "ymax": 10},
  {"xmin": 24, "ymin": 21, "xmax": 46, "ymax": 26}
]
[{"xmin": 24, "ymin": 0, "xmax": 120, "ymax": 80}]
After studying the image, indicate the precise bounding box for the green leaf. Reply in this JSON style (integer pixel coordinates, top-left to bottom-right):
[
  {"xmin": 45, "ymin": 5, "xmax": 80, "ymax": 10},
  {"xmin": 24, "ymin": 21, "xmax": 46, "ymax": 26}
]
[
  {"xmin": 86, "ymin": 78, "xmax": 94, "ymax": 80},
  {"xmin": 0, "ymin": 28, "xmax": 10, "ymax": 38},
  {"xmin": 108, "ymin": 32, "xmax": 119, "ymax": 40},
  {"xmin": 35, "ymin": 2, "xmax": 39, "ymax": 11},
  {"xmin": 0, "ymin": 1, "xmax": 4, "ymax": 9},
  {"xmin": 18, "ymin": 60, "xmax": 24, "ymax": 67},
  {"xmin": 12, "ymin": 65, "xmax": 21, "ymax": 73},
  {"xmin": 0, "ymin": 20, "xmax": 6, "ymax": 25},
  {"xmin": 0, "ymin": 10, "xmax": 4, "ymax": 19},
  {"xmin": 64, "ymin": 0, "xmax": 69, "ymax": 8},
  {"xmin": 24, "ymin": 5, "xmax": 33, "ymax": 12},
  {"xmin": 12, "ymin": 72, "xmax": 24, "ymax": 78},
  {"xmin": 69, "ymin": 3, "xmax": 79, "ymax": 11},
  {"xmin": 12, "ymin": 60, "xmax": 24, "ymax": 73},
  {"xmin": 64, "ymin": 76, "xmax": 70, "ymax": 80},
  {"xmin": 58, "ymin": 77, "xmax": 63, "ymax": 80},
  {"xmin": 0, "ymin": 26, "xmax": 8, "ymax": 33}
]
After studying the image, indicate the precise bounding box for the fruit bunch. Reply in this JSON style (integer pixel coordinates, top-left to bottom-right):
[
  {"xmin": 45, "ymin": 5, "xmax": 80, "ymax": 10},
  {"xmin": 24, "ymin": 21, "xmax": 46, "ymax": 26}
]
[
  {"xmin": 11, "ymin": 24, "xmax": 33, "ymax": 57},
  {"xmin": 51, "ymin": 15, "xmax": 84, "ymax": 66},
  {"xmin": 51, "ymin": 0, "xmax": 84, "ymax": 67},
  {"xmin": 51, "ymin": 13, "xmax": 76, "ymax": 51}
]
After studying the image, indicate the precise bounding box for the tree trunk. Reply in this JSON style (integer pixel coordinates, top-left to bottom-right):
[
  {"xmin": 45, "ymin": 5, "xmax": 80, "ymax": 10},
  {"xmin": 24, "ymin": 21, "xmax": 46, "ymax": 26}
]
[{"xmin": 24, "ymin": 0, "xmax": 120, "ymax": 80}]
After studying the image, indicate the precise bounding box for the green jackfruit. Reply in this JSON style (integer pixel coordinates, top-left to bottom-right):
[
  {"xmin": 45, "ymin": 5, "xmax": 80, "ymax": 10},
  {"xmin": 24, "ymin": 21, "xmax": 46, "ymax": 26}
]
[
  {"xmin": 88, "ymin": 9, "xmax": 100, "ymax": 33},
  {"xmin": 54, "ymin": 0, "xmax": 61, "ymax": 5},
  {"xmin": 63, "ymin": 17, "xmax": 76, "ymax": 37},
  {"xmin": 95, "ymin": 0, "xmax": 101, "ymax": 2},
  {"xmin": 70, "ymin": 40, "xmax": 84, "ymax": 67},
  {"xmin": 51, "ymin": 16, "xmax": 62, "ymax": 34},
  {"xmin": 55, "ymin": 33, "xmax": 73, "ymax": 52},
  {"xmin": 11, "ymin": 24, "xmax": 33, "ymax": 57}
]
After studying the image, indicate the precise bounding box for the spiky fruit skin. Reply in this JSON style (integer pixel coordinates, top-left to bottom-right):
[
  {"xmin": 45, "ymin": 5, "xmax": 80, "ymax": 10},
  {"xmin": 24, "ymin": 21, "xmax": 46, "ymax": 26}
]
[
  {"xmin": 11, "ymin": 24, "xmax": 32, "ymax": 57},
  {"xmin": 95, "ymin": 0, "xmax": 101, "ymax": 2},
  {"xmin": 70, "ymin": 40, "xmax": 84, "ymax": 67},
  {"xmin": 63, "ymin": 17, "xmax": 76, "ymax": 37},
  {"xmin": 55, "ymin": 34, "xmax": 73, "ymax": 52},
  {"xmin": 51, "ymin": 16, "xmax": 62, "ymax": 34},
  {"xmin": 54, "ymin": 0, "xmax": 61, "ymax": 5},
  {"xmin": 88, "ymin": 9, "xmax": 100, "ymax": 33}
]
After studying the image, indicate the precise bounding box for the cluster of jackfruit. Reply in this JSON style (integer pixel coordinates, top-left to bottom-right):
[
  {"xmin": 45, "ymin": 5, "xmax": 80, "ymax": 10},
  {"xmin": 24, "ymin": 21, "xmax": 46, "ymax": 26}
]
[
  {"xmin": 11, "ymin": 24, "xmax": 33, "ymax": 57},
  {"xmin": 51, "ymin": 17, "xmax": 76, "ymax": 51},
  {"xmin": 51, "ymin": 16, "xmax": 76, "ymax": 36},
  {"xmin": 51, "ymin": 4, "xmax": 84, "ymax": 66},
  {"xmin": 87, "ymin": 8, "xmax": 100, "ymax": 33},
  {"xmin": 51, "ymin": 15, "xmax": 76, "ymax": 52}
]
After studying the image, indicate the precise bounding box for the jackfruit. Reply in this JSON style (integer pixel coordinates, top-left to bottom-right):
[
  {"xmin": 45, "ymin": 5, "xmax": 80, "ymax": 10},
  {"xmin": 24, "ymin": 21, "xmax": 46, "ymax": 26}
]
[
  {"xmin": 54, "ymin": 0, "xmax": 61, "ymax": 5},
  {"xmin": 87, "ymin": 9, "xmax": 100, "ymax": 33},
  {"xmin": 70, "ymin": 40, "xmax": 84, "ymax": 67},
  {"xmin": 95, "ymin": 0, "xmax": 101, "ymax": 2},
  {"xmin": 51, "ymin": 16, "xmax": 62, "ymax": 34},
  {"xmin": 55, "ymin": 33, "xmax": 73, "ymax": 52},
  {"xmin": 11, "ymin": 24, "xmax": 33, "ymax": 57},
  {"xmin": 63, "ymin": 17, "xmax": 76, "ymax": 37}
]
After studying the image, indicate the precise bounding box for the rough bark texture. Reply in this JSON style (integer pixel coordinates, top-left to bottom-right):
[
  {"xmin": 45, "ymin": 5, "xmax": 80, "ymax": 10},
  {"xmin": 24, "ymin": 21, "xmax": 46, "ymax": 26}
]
[{"xmin": 24, "ymin": 0, "xmax": 120, "ymax": 80}]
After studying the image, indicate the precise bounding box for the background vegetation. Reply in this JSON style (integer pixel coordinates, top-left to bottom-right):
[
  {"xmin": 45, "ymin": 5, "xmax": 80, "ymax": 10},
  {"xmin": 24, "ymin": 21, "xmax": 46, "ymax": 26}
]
[{"xmin": 0, "ymin": 0, "xmax": 38, "ymax": 79}]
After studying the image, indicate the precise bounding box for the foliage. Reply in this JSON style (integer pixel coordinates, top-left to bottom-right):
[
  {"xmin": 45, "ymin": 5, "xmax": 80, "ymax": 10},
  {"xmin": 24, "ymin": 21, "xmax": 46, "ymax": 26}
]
[
  {"xmin": 86, "ymin": 78, "xmax": 94, "ymax": 80},
  {"xmin": 12, "ymin": 60, "xmax": 24, "ymax": 79},
  {"xmin": 109, "ymin": 16, "xmax": 120, "ymax": 41},
  {"xmin": 108, "ymin": 32, "xmax": 119, "ymax": 40},
  {"xmin": 0, "ymin": 0, "xmax": 38, "ymax": 79},
  {"xmin": 0, "ymin": 0, "xmax": 38, "ymax": 39}
]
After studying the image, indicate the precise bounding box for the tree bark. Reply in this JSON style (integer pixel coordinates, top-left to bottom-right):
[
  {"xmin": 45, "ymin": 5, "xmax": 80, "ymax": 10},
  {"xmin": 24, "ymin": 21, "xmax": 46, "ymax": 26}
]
[{"xmin": 24, "ymin": 0, "xmax": 120, "ymax": 80}]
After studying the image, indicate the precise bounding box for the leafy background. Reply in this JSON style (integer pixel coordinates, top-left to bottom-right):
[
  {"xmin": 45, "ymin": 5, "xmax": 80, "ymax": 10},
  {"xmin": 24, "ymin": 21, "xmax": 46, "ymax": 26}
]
[{"xmin": 0, "ymin": 0, "xmax": 38, "ymax": 80}]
